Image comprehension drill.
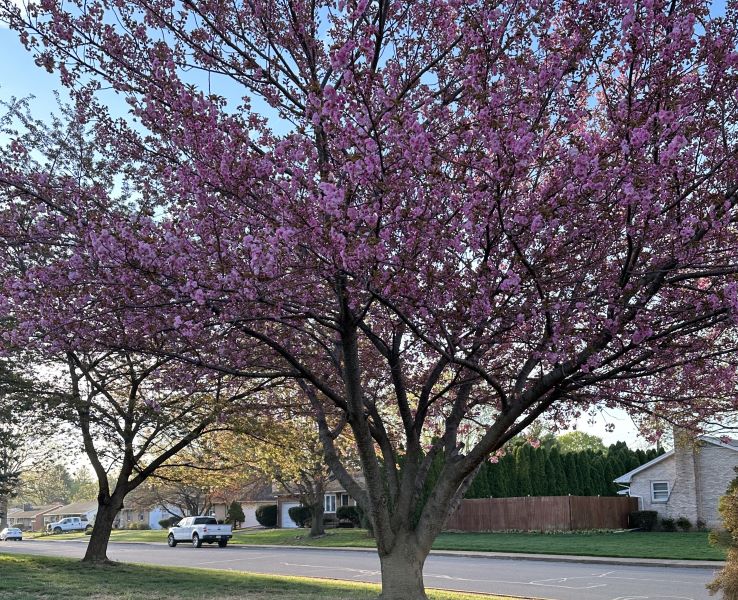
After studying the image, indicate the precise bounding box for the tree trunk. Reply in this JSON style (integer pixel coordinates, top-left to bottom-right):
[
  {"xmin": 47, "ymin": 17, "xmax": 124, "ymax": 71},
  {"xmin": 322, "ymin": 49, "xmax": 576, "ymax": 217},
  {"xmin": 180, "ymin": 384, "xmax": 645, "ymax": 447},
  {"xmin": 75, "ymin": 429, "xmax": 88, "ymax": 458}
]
[
  {"xmin": 378, "ymin": 535, "xmax": 429, "ymax": 600},
  {"xmin": 0, "ymin": 495, "xmax": 8, "ymax": 530},
  {"xmin": 310, "ymin": 498, "xmax": 325, "ymax": 537},
  {"xmin": 82, "ymin": 495, "xmax": 123, "ymax": 563}
]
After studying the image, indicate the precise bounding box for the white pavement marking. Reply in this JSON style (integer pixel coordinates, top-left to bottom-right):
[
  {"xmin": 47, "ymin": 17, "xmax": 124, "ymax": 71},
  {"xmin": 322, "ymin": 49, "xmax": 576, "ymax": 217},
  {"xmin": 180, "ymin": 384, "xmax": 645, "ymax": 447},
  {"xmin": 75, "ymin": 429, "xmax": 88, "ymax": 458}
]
[
  {"xmin": 611, "ymin": 596, "xmax": 696, "ymax": 600},
  {"xmin": 602, "ymin": 572, "xmax": 713, "ymax": 584},
  {"xmin": 195, "ymin": 554, "xmax": 273, "ymax": 564},
  {"xmin": 282, "ymin": 561, "xmax": 381, "ymax": 578}
]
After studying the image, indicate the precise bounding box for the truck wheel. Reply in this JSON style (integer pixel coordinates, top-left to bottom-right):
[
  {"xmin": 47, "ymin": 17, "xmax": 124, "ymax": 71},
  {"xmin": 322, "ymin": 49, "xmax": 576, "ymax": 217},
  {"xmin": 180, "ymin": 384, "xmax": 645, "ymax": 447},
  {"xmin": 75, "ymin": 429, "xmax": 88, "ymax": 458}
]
[
  {"xmin": 53, "ymin": 527, "xmax": 62, "ymax": 534},
  {"xmin": 167, "ymin": 534, "xmax": 177, "ymax": 547},
  {"xmin": 192, "ymin": 533, "xmax": 202, "ymax": 548},
  {"xmin": 218, "ymin": 540, "xmax": 228, "ymax": 548}
]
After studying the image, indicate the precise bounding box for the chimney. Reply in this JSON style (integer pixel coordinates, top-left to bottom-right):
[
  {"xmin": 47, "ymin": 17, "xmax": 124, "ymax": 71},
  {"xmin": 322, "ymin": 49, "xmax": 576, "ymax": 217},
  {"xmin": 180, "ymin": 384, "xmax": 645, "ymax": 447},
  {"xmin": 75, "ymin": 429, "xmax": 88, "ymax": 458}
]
[{"xmin": 669, "ymin": 428, "xmax": 700, "ymax": 524}]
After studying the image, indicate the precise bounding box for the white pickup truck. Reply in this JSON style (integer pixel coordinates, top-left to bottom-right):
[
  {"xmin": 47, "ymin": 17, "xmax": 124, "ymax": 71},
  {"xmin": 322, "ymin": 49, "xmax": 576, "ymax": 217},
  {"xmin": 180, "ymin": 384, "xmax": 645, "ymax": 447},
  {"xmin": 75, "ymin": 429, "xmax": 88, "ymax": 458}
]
[
  {"xmin": 47, "ymin": 517, "xmax": 91, "ymax": 534},
  {"xmin": 167, "ymin": 516, "xmax": 232, "ymax": 548}
]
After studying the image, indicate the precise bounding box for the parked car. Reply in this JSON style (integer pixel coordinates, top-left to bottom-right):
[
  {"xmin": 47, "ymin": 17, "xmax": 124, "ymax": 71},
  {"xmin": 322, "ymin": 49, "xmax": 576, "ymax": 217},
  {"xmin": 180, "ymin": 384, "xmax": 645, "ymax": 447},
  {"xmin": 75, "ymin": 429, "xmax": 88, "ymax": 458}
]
[
  {"xmin": 47, "ymin": 517, "xmax": 91, "ymax": 534},
  {"xmin": 167, "ymin": 516, "xmax": 232, "ymax": 548},
  {"xmin": 0, "ymin": 527, "xmax": 23, "ymax": 541}
]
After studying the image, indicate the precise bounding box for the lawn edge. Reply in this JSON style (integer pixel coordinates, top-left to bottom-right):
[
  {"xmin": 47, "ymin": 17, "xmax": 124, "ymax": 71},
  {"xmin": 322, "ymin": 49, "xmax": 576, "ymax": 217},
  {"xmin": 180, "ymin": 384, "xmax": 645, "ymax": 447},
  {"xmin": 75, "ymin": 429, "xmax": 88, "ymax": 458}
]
[{"xmin": 18, "ymin": 538, "xmax": 725, "ymax": 568}]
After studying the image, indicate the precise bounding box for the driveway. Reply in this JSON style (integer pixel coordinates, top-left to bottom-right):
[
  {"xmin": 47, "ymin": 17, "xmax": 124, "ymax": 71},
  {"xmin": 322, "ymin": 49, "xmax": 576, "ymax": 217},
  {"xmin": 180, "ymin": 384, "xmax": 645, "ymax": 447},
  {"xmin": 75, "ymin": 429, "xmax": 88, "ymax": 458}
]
[{"xmin": 1, "ymin": 539, "xmax": 720, "ymax": 600}]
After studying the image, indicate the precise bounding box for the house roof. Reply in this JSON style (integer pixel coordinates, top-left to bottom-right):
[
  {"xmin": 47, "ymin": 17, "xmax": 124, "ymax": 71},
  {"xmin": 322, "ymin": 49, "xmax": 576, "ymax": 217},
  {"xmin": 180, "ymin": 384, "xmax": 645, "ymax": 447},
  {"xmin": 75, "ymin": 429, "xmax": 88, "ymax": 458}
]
[
  {"xmin": 272, "ymin": 473, "xmax": 366, "ymax": 497},
  {"xmin": 613, "ymin": 450, "xmax": 674, "ymax": 484},
  {"xmin": 47, "ymin": 501, "xmax": 98, "ymax": 516},
  {"xmin": 613, "ymin": 435, "xmax": 738, "ymax": 485},
  {"xmin": 240, "ymin": 482, "xmax": 277, "ymax": 502},
  {"xmin": 9, "ymin": 504, "xmax": 64, "ymax": 519}
]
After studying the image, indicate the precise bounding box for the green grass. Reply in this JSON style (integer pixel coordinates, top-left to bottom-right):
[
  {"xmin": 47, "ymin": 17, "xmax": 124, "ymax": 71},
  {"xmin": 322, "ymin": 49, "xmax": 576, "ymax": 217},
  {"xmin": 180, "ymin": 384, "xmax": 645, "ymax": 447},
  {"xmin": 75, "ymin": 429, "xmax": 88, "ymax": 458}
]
[
  {"xmin": 0, "ymin": 554, "xmax": 508, "ymax": 600},
  {"xmin": 27, "ymin": 527, "xmax": 726, "ymax": 561},
  {"xmin": 232, "ymin": 529, "xmax": 725, "ymax": 560},
  {"xmin": 27, "ymin": 529, "xmax": 161, "ymax": 543},
  {"xmin": 432, "ymin": 531, "xmax": 725, "ymax": 560}
]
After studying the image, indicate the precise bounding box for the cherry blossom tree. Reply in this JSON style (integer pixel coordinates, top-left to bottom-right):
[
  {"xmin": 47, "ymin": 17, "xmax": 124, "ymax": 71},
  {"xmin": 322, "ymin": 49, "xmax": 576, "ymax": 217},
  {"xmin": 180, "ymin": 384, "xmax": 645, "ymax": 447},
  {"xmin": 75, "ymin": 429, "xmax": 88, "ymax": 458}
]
[{"xmin": 2, "ymin": 0, "xmax": 738, "ymax": 597}]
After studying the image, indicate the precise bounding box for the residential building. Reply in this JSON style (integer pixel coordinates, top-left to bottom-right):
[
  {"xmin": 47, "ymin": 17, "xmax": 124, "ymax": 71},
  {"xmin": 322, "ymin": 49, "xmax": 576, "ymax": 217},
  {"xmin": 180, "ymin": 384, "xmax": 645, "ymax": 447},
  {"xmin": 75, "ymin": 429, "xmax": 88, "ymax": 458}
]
[
  {"xmin": 614, "ymin": 433, "xmax": 738, "ymax": 528},
  {"xmin": 275, "ymin": 476, "xmax": 364, "ymax": 529},
  {"xmin": 212, "ymin": 481, "xmax": 276, "ymax": 528},
  {"xmin": 7, "ymin": 504, "xmax": 63, "ymax": 531},
  {"xmin": 42, "ymin": 501, "xmax": 98, "ymax": 529}
]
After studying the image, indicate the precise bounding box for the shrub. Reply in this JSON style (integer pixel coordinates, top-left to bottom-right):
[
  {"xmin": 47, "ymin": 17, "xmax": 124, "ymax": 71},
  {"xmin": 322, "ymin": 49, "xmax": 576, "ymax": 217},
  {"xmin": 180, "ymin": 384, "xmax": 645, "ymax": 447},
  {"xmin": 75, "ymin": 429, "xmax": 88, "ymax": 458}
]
[
  {"xmin": 660, "ymin": 517, "xmax": 677, "ymax": 532},
  {"xmin": 676, "ymin": 516, "xmax": 692, "ymax": 532},
  {"xmin": 288, "ymin": 505, "xmax": 312, "ymax": 528},
  {"xmin": 355, "ymin": 505, "xmax": 374, "ymax": 536},
  {"xmin": 629, "ymin": 510, "xmax": 658, "ymax": 531},
  {"xmin": 696, "ymin": 519, "xmax": 708, "ymax": 532},
  {"xmin": 336, "ymin": 505, "xmax": 361, "ymax": 527},
  {"xmin": 127, "ymin": 522, "xmax": 139, "ymax": 530},
  {"xmin": 256, "ymin": 504, "xmax": 278, "ymax": 528},
  {"xmin": 226, "ymin": 501, "xmax": 246, "ymax": 527},
  {"xmin": 158, "ymin": 516, "xmax": 181, "ymax": 529},
  {"xmin": 709, "ymin": 472, "xmax": 738, "ymax": 599}
]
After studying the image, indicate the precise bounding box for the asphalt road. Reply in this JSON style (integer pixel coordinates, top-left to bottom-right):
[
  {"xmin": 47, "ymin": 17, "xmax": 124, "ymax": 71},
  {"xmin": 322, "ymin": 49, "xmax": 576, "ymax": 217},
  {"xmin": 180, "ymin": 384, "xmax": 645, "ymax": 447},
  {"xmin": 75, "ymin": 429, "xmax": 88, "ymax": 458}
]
[{"xmin": 0, "ymin": 539, "xmax": 720, "ymax": 600}]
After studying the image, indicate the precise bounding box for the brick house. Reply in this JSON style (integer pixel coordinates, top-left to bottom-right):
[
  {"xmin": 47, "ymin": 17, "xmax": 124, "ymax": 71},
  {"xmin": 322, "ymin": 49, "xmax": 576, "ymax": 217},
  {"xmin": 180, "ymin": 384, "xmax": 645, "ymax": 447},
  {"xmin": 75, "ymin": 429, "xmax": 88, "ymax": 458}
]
[
  {"xmin": 41, "ymin": 501, "xmax": 99, "ymax": 530},
  {"xmin": 7, "ymin": 504, "xmax": 63, "ymax": 532},
  {"xmin": 614, "ymin": 434, "xmax": 738, "ymax": 528}
]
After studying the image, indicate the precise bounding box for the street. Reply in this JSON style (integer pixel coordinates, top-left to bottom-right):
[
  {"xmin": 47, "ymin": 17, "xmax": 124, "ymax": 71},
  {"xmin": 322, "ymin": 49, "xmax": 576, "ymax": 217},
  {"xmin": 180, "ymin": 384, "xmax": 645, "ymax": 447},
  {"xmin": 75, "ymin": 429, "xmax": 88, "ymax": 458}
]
[{"xmin": 0, "ymin": 540, "xmax": 720, "ymax": 600}]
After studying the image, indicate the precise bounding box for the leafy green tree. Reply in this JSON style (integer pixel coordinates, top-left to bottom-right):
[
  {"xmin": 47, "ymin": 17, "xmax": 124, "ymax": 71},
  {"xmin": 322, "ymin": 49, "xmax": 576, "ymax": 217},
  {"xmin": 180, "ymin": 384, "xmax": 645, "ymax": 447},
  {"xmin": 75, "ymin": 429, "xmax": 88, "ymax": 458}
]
[
  {"xmin": 556, "ymin": 432, "xmax": 606, "ymax": 454},
  {"xmin": 548, "ymin": 448, "xmax": 568, "ymax": 496},
  {"xmin": 0, "ymin": 357, "xmax": 51, "ymax": 527},
  {"xmin": 226, "ymin": 501, "xmax": 246, "ymax": 528},
  {"xmin": 530, "ymin": 448, "xmax": 548, "ymax": 496},
  {"xmin": 514, "ymin": 445, "xmax": 533, "ymax": 497}
]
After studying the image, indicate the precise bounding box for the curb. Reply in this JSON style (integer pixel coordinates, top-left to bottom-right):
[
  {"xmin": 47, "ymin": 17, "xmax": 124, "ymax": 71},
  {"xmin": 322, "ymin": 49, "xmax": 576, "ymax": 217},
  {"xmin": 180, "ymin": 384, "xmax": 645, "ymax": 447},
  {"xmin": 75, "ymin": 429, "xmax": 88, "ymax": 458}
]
[{"xmin": 24, "ymin": 537, "xmax": 725, "ymax": 569}]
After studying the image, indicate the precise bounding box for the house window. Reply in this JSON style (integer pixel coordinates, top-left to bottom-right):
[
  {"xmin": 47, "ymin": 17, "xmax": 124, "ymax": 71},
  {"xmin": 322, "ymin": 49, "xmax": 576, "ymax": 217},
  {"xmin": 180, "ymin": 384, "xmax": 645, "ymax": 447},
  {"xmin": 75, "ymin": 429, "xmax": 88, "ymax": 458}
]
[
  {"xmin": 651, "ymin": 481, "xmax": 670, "ymax": 502},
  {"xmin": 324, "ymin": 494, "xmax": 336, "ymax": 513},
  {"xmin": 340, "ymin": 493, "xmax": 350, "ymax": 507}
]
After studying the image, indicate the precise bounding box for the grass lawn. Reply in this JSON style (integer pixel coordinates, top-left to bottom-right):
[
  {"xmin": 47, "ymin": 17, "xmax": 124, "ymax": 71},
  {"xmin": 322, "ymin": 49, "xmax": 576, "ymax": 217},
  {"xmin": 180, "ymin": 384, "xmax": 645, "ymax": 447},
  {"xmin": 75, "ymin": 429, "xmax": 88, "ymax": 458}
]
[
  {"xmin": 26, "ymin": 527, "xmax": 726, "ymax": 561},
  {"xmin": 233, "ymin": 529, "xmax": 725, "ymax": 561},
  {"xmin": 0, "ymin": 553, "xmax": 509, "ymax": 600}
]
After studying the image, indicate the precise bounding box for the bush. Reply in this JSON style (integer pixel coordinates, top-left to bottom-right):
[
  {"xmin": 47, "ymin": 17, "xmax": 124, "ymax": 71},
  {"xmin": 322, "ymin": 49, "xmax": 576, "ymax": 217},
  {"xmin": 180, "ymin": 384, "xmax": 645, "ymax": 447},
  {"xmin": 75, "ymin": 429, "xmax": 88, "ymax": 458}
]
[
  {"xmin": 629, "ymin": 510, "xmax": 658, "ymax": 531},
  {"xmin": 676, "ymin": 516, "xmax": 692, "ymax": 532},
  {"xmin": 336, "ymin": 505, "xmax": 361, "ymax": 528},
  {"xmin": 709, "ymin": 477, "xmax": 738, "ymax": 599},
  {"xmin": 661, "ymin": 517, "xmax": 677, "ymax": 532},
  {"xmin": 226, "ymin": 501, "xmax": 246, "ymax": 527},
  {"xmin": 158, "ymin": 516, "xmax": 181, "ymax": 529},
  {"xmin": 288, "ymin": 505, "xmax": 312, "ymax": 528},
  {"xmin": 696, "ymin": 519, "xmax": 708, "ymax": 532},
  {"xmin": 355, "ymin": 505, "xmax": 374, "ymax": 536},
  {"xmin": 256, "ymin": 504, "xmax": 278, "ymax": 528}
]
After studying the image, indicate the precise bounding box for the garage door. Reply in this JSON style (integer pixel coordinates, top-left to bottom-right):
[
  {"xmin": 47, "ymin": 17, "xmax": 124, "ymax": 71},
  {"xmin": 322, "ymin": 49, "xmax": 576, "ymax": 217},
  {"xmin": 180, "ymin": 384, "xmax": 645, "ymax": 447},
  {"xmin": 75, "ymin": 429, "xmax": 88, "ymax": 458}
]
[
  {"xmin": 280, "ymin": 502, "xmax": 300, "ymax": 528},
  {"xmin": 241, "ymin": 503, "xmax": 260, "ymax": 528}
]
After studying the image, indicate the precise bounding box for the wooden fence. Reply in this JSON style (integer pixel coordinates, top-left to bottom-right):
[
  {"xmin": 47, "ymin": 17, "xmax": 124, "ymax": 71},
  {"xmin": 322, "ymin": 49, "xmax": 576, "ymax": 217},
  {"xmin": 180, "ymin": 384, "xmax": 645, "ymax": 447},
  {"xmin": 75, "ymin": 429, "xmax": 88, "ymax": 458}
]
[{"xmin": 444, "ymin": 496, "xmax": 639, "ymax": 532}]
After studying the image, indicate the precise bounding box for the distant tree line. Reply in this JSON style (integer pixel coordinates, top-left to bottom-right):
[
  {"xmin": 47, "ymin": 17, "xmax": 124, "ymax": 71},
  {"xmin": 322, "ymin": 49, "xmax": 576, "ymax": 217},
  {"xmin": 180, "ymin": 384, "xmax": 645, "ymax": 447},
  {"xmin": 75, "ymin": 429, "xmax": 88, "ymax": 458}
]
[{"xmin": 463, "ymin": 439, "xmax": 663, "ymax": 499}]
